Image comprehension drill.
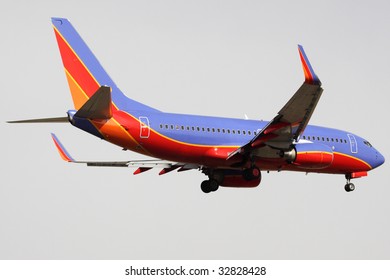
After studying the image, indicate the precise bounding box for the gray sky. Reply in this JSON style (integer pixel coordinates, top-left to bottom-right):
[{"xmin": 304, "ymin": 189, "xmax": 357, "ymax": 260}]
[{"xmin": 1, "ymin": 0, "xmax": 389, "ymax": 259}]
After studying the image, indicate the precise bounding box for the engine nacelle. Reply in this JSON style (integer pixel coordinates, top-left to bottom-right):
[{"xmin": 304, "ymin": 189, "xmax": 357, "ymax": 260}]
[
  {"xmin": 292, "ymin": 143, "xmax": 334, "ymax": 169},
  {"xmin": 213, "ymin": 169, "xmax": 261, "ymax": 188}
]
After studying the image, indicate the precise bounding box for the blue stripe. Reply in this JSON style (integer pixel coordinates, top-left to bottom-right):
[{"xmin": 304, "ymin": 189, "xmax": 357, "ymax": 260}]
[{"xmin": 298, "ymin": 45, "xmax": 320, "ymax": 84}]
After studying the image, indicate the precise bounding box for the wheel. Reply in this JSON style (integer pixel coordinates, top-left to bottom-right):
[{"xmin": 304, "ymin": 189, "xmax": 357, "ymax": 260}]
[
  {"xmin": 243, "ymin": 166, "xmax": 261, "ymax": 181},
  {"xmin": 201, "ymin": 180, "xmax": 211, "ymax": 193},
  {"xmin": 201, "ymin": 180, "xmax": 220, "ymax": 193},
  {"xmin": 201, "ymin": 179, "xmax": 219, "ymax": 193},
  {"xmin": 344, "ymin": 183, "xmax": 355, "ymax": 192},
  {"xmin": 209, "ymin": 179, "xmax": 219, "ymax": 192}
]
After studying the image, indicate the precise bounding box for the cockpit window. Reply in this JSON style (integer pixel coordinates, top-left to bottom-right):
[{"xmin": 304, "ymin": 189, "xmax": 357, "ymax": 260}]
[{"xmin": 363, "ymin": 140, "xmax": 372, "ymax": 147}]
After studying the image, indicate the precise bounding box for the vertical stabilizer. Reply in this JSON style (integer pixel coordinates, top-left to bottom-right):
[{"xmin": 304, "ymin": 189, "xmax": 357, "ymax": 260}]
[{"xmin": 51, "ymin": 18, "xmax": 159, "ymax": 112}]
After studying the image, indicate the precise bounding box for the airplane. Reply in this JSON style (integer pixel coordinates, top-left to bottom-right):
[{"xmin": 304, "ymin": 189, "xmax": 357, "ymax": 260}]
[{"xmin": 8, "ymin": 17, "xmax": 385, "ymax": 193}]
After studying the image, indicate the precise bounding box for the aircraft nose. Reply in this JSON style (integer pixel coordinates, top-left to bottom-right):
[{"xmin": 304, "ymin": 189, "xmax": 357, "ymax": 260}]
[{"xmin": 374, "ymin": 150, "xmax": 385, "ymax": 169}]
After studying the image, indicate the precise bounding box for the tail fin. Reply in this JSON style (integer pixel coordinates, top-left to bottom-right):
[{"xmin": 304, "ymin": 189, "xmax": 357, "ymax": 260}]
[{"xmin": 51, "ymin": 18, "xmax": 158, "ymax": 112}]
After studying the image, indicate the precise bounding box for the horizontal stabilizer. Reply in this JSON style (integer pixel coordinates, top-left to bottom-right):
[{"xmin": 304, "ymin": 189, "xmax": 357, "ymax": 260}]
[
  {"xmin": 74, "ymin": 86, "xmax": 112, "ymax": 119},
  {"xmin": 7, "ymin": 117, "xmax": 68, "ymax": 123}
]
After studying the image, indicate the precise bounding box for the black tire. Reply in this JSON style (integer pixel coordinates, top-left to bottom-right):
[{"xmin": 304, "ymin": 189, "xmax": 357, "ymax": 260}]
[
  {"xmin": 201, "ymin": 180, "xmax": 211, "ymax": 193},
  {"xmin": 209, "ymin": 179, "xmax": 219, "ymax": 192},
  {"xmin": 344, "ymin": 183, "xmax": 355, "ymax": 192}
]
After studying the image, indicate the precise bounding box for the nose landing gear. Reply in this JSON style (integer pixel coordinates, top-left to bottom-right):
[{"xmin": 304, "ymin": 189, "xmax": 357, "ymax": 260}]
[
  {"xmin": 344, "ymin": 182, "xmax": 355, "ymax": 192},
  {"xmin": 344, "ymin": 174, "xmax": 355, "ymax": 192}
]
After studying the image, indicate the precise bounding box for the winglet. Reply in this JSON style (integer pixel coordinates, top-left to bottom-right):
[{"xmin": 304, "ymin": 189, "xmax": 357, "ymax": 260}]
[
  {"xmin": 298, "ymin": 45, "xmax": 321, "ymax": 85},
  {"xmin": 51, "ymin": 133, "xmax": 75, "ymax": 162}
]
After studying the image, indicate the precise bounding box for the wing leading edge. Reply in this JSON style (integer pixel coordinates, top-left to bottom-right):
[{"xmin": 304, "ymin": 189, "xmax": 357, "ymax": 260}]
[{"xmin": 228, "ymin": 45, "xmax": 323, "ymax": 160}]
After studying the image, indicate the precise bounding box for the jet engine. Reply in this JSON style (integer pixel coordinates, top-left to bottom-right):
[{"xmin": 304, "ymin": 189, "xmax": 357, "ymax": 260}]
[{"xmin": 283, "ymin": 143, "xmax": 334, "ymax": 169}]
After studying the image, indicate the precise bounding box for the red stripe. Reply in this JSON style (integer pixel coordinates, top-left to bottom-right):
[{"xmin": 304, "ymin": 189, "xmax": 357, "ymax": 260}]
[
  {"xmin": 299, "ymin": 51, "xmax": 313, "ymax": 83},
  {"xmin": 54, "ymin": 28, "xmax": 100, "ymax": 97},
  {"xmin": 53, "ymin": 139, "xmax": 72, "ymax": 162}
]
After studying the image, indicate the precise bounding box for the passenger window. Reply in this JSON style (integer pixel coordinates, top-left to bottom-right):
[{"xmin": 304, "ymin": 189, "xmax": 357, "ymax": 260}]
[
  {"xmin": 248, "ymin": 130, "xmax": 251, "ymax": 135},
  {"xmin": 212, "ymin": 128, "xmax": 215, "ymax": 133},
  {"xmin": 160, "ymin": 124, "xmax": 163, "ymax": 129},
  {"xmin": 217, "ymin": 128, "xmax": 220, "ymax": 133},
  {"xmin": 165, "ymin": 124, "xmax": 169, "ymax": 129},
  {"xmin": 197, "ymin": 127, "xmax": 200, "ymax": 131},
  {"xmin": 227, "ymin": 129, "xmax": 230, "ymax": 134},
  {"xmin": 202, "ymin": 127, "xmax": 205, "ymax": 131},
  {"xmin": 222, "ymin": 129, "xmax": 225, "ymax": 133}
]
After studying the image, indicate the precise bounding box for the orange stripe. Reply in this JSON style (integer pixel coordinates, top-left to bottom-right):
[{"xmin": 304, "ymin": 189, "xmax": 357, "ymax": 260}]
[
  {"xmin": 53, "ymin": 140, "xmax": 72, "ymax": 162},
  {"xmin": 53, "ymin": 26, "xmax": 100, "ymax": 93},
  {"xmin": 64, "ymin": 69, "xmax": 89, "ymax": 110}
]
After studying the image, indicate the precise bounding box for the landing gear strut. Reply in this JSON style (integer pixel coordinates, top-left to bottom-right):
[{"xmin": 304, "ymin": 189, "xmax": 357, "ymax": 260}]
[
  {"xmin": 200, "ymin": 179, "xmax": 219, "ymax": 193},
  {"xmin": 344, "ymin": 174, "xmax": 355, "ymax": 192}
]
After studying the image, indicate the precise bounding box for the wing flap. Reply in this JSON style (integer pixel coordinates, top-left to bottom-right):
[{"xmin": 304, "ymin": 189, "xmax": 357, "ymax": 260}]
[{"xmin": 278, "ymin": 83, "xmax": 323, "ymax": 141}]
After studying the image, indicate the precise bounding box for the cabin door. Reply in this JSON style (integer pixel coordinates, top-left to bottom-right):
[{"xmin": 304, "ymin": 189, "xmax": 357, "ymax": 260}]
[
  {"xmin": 347, "ymin": 134, "xmax": 358, "ymax": 154},
  {"xmin": 139, "ymin": 117, "xmax": 150, "ymax": 139}
]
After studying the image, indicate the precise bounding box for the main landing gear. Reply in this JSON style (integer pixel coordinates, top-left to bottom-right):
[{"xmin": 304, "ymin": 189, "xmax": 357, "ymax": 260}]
[
  {"xmin": 344, "ymin": 174, "xmax": 355, "ymax": 192},
  {"xmin": 243, "ymin": 166, "xmax": 261, "ymax": 181},
  {"xmin": 200, "ymin": 179, "xmax": 219, "ymax": 193},
  {"xmin": 200, "ymin": 166, "xmax": 261, "ymax": 193}
]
